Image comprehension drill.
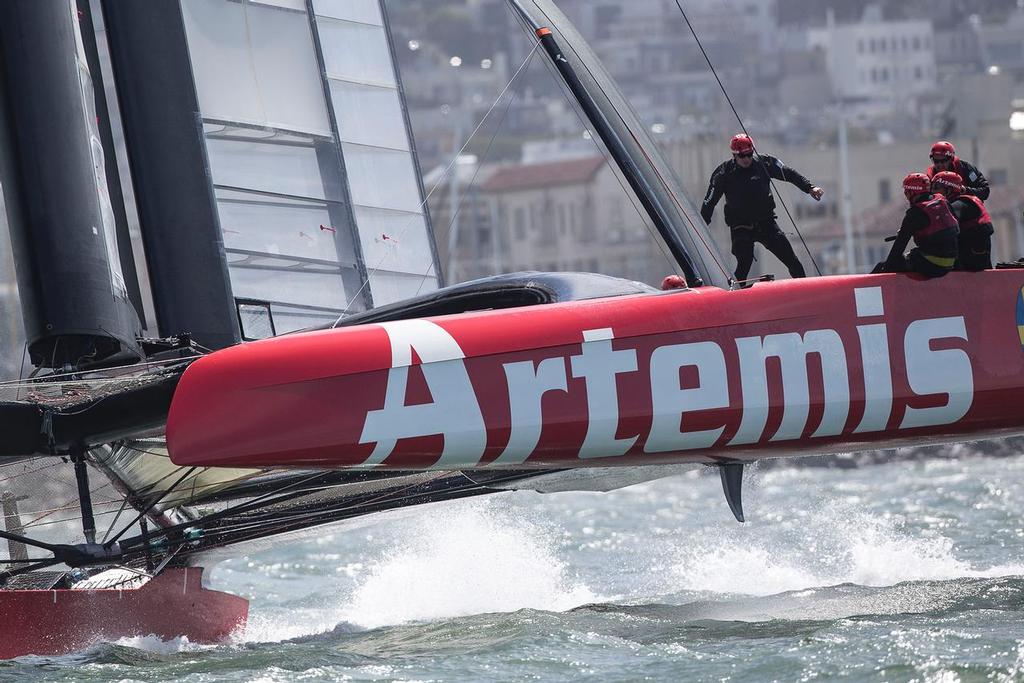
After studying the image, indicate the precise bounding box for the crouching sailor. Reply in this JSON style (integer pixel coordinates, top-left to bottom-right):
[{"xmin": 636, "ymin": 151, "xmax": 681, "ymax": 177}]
[
  {"xmin": 876, "ymin": 172, "xmax": 959, "ymax": 278},
  {"xmin": 930, "ymin": 170, "xmax": 994, "ymax": 271}
]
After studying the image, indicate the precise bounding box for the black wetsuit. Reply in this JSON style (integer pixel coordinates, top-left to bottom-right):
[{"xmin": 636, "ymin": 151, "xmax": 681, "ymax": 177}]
[
  {"xmin": 882, "ymin": 193, "xmax": 960, "ymax": 278},
  {"xmin": 700, "ymin": 154, "xmax": 815, "ymax": 282},
  {"xmin": 927, "ymin": 159, "xmax": 989, "ymax": 200}
]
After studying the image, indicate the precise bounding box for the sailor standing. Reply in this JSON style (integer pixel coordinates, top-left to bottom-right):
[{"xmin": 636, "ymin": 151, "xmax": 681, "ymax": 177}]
[
  {"xmin": 700, "ymin": 134, "xmax": 824, "ymax": 284},
  {"xmin": 925, "ymin": 140, "xmax": 989, "ymax": 200}
]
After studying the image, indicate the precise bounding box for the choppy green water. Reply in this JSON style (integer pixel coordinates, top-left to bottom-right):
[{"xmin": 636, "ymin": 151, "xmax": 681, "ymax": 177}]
[{"xmin": 4, "ymin": 455, "xmax": 1024, "ymax": 682}]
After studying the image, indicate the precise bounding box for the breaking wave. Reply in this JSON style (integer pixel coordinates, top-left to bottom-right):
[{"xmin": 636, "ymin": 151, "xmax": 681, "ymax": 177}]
[{"xmin": 339, "ymin": 503, "xmax": 601, "ymax": 629}]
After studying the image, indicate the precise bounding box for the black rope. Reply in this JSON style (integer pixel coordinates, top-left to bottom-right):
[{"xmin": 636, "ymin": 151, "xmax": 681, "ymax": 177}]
[
  {"xmin": 0, "ymin": 558, "xmax": 62, "ymax": 581},
  {"xmin": 103, "ymin": 466, "xmax": 197, "ymax": 548},
  {"xmin": 673, "ymin": 0, "xmax": 823, "ymax": 277}
]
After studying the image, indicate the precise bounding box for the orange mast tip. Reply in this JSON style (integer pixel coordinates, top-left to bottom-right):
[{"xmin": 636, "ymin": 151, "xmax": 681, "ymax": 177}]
[{"xmin": 536, "ymin": 27, "xmax": 552, "ymax": 37}]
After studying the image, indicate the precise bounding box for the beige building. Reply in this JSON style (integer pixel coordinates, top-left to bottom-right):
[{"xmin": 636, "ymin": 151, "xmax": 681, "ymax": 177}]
[{"xmin": 480, "ymin": 156, "xmax": 676, "ymax": 286}]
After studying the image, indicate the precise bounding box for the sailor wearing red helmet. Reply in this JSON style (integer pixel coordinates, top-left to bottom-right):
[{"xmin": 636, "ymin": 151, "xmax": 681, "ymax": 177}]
[
  {"xmin": 701, "ymin": 133, "xmax": 824, "ymax": 284},
  {"xmin": 931, "ymin": 170, "xmax": 994, "ymax": 271},
  {"xmin": 876, "ymin": 172, "xmax": 959, "ymax": 278},
  {"xmin": 925, "ymin": 140, "xmax": 989, "ymax": 200}
]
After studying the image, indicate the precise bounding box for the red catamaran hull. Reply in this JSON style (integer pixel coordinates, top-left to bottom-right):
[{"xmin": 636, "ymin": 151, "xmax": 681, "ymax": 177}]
[
  {"xmin": 0, "ymin": 568, "xmax": 248, "ymax": 659},
  {"xmin": 166, "ymin": 272, "xmax": 1024, "ymax": 470}
]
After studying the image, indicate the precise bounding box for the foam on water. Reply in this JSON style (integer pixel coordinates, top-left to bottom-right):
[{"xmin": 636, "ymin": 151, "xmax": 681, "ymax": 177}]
[
  {"xmin": 339, "ymin": 501, "xmax": 601, "ymax": 629},
  {"xmin": 671, "ymin": 502, "xmax": 1024, "ymax": 596}
]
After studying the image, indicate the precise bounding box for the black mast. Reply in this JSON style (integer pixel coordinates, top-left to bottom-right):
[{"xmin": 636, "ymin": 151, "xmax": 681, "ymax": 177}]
[
  {"xmin": 0, "ymin": 0, "xmax": 142, "ymax": 368},
  {"xmin": 507, "ymin": 0, "xmax": 726, "ymax": 288},
  {"xmin": 99, "ymin": 1, "xmax": 240, "ymax": 351}
]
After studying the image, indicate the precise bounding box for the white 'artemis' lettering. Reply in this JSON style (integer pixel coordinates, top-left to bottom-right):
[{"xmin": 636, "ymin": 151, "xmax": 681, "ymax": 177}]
[
  {"xmin": 571, "ymin": 328, "xmax": 638, "ymax": 458},
  {"xmin": 853, "ymin": 287, "xmax": 893, "ymax": 433},
  {"xmin": 730, "ymin": 330, "xmax": 850, "ymax": 444},
  {"xmin": 645, "ymin": 341, "xmax": 729, "ymax": 453},
  {"xmin": 359, "ymin": 320, "xmax": 486, "ymax": 467},
  {"xmin": 900, "ymin": 317, "xmax": 973, "ymax": 429},
  {"xmin": 492, "ymin": 357, "xmax": 568, "ymax": 465}
]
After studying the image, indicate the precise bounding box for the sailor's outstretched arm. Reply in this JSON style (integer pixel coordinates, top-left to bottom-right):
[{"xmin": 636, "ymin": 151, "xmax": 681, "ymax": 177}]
[{"xmin": 701, "ymin": 164, "xmax": 726, "ymax": 224}]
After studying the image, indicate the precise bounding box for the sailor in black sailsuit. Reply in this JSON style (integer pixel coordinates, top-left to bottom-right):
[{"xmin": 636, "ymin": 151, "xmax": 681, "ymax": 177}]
[
  {"xmin": 700, "ymin": 134, "xmax": 824, "ymax": 284},
  {"xmin": 925, "ymin": 140, "xmax": 989, "ymax": 201}
]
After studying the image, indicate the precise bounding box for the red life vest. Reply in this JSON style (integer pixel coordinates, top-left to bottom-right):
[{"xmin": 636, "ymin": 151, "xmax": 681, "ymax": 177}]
[
  {"xmin": 914, "ymin": 194, "xmax": 959, "ymax": 240},
  {"xmin": 955, "ymin": 194, "xmax": 992, "ymax": 231},
  {"xmin": 925, "ymin": 158, "xmax": 964, "ymax": 183}
]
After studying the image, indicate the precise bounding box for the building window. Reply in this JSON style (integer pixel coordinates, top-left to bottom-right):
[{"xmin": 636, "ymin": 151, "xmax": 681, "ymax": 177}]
[
  {"xmin": 912, "ymin": 36, "xmax": 920, "ymax": 50},
  {"xmin": 879, "ymin": 178, "xmax": 891, "ymax": 203},
  {"xmin": 990, "ymin": 168, "xmax": 1008, "ymax": 186},
  {"xmin": 857, "ymin": 39, "xmax": 864, "ymax": 54},
  {"xmin": 513, "ymin": 208, "xmax": 526, "ymax": 239}
]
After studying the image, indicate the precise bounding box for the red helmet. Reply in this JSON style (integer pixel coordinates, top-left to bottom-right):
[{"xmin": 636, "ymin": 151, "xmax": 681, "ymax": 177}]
[
  {"xmin": 661, "ymin": 274, "xmax": 688, "ymax": 290},
  {"xmin": 903, "ymin": 172, "xmax": 931, "ymax": 201},
  {"xmin": 930, "ymin": 140, "xmax": 956, "ymax": 161},
  {"xmin": 730, "ymin": 133, "xmax": 754, "ymax": 155},
  {"xmin": 930, "ymin": 170, "xmax": 963, "ymax": 198}
]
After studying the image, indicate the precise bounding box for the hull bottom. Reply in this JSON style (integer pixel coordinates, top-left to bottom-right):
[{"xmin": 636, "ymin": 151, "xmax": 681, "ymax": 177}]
[{"xmin": 0, "ymin": 568, "xmax": 248, "ymax": 659}]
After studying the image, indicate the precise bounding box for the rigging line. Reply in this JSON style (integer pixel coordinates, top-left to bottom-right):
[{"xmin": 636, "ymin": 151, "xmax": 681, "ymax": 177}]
[
  {"xmin": 122, "ymin": 471, "xmax": 457, "ymax": 551},
  {"xmin": 330, "ymin": 40, "xmax": 544, "ymax": 328},
  {"xmin": 520, "ymin": 8, "xmax": 732, "ymax": 282},
  {"xmin": 173, "ymin": 473, "xmax": 538, "ymax": 556},
  {"xmin": 17, "ymin": 480, "xmax": 121, "ymax": 529},
  {"xmin": 115, "ymin": 470, "xmax": 336, "ymax": 549},
  {"xmin": 104, "ymin": 466, "xmax": 198, "ymax": 548},
  {"xmin": 524, "ymin": 22, "xmax": 680, "ymax": 276},
  {"xmin": 19, "ymin": 507, "xmax": 119, "ymax": 535},
  {"xmin": 19, "ymin": 502, "xmax": 149, "ymax": 532},
  {"xmin": 0, "ymin": 357, "xmax": 193, "ymax": 387},
  {"xmin": 167, "ymin": 475, "xmax": 492, "ymax": 551},
  {"xmin": 100, "ymin": 496, "xmax": 131, "ymax": 544},
  {"xmin": 673, "ymin": 0, "xmax": 823, "ymax": 277},
  {"xmin": 0, "ymin": 527, "xmax": 61, "ymax": 553},
  {"xmin": 0, "ymin": 558, "xmax": 62, "ymax": 580},
  {"xmin": 179, "ymin": 470, "xmax": 528, "ymax": 542},
  {"xmin": 16, "ymin": 342, "xmax": 28, "ymax": 392},
  {"xmin": 413, "ymin": 64, "xmax": 527, "ymax": 295}
]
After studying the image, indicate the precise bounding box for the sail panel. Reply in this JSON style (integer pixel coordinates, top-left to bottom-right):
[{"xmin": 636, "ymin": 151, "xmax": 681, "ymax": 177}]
[
  {"xmin": 310, "ymin": 1, "xmax": 442, "ymax": 305},
  {"xmin": 173, "ymin": 0, "xmax": 441, "ymax": 332}
]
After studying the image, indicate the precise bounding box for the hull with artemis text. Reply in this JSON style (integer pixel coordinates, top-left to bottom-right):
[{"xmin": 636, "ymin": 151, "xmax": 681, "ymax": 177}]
[{"xmin": 166, "ymin": 271, "xmax": 1024, "ymax": 469}]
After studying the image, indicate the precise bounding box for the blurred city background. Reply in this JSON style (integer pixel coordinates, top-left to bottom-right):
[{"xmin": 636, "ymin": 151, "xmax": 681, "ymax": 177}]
[
  {"xmin": 388, "ymin": 0, "xmax": 1024, "ymax": 284},
  {"xmin": 2, "ymin": 0, "xmax": 1024, "ymax": 377}
]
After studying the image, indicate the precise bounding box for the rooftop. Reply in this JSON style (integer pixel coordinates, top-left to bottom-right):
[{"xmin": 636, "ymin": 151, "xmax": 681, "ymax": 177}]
[{"xmin": 481, "ymin": 156, "xmax": 606, "ymax": 193}]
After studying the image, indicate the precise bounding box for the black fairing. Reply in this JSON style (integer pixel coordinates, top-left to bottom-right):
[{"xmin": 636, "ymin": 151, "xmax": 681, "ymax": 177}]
[{"xmin": 328, "ymin": 271, "xmax": 658, "ymax": 328}]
